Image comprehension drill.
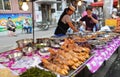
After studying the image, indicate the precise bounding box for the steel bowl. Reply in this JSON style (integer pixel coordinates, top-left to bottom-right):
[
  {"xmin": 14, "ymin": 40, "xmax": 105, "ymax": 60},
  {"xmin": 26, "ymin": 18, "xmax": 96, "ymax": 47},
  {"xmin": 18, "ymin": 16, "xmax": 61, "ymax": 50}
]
[
  {"xmin": 16, "ymin": 39, "xmax": 33, "ymax": 48},
  {"xmin": 8, "ymin": 52, "xmax": 23, "ymax": 60},
  {"xmin": 22, "ymin": 47, "xmax": 35, "ymax": 56}
]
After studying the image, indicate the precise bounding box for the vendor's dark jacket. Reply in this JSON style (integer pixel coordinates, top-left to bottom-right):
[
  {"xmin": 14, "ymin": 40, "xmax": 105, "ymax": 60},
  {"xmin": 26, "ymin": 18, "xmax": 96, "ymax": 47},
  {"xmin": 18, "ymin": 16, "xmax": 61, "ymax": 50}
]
[{"xmin": 80, "ymin": 14, "xmax": 98, "ymax": 31}]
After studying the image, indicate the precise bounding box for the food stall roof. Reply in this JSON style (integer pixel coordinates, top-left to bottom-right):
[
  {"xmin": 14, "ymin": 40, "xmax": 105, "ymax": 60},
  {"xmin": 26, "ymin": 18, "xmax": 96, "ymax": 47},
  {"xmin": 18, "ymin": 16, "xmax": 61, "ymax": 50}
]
[
  {"xmin": 91, "ymin": 0, "xmax": 118, "ymax": 7},
  {"xmin": 35, "ymin": 0, "xmax": 61, "ymax": 4}
]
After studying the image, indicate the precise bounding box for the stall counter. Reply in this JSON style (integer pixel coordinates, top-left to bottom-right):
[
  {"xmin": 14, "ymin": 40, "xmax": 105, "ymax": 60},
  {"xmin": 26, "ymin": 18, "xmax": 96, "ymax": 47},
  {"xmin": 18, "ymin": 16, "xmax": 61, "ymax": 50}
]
[
  {"xmin": 0, "ymin": 35, "xmax": 120, "ymax": 76},
  {"xmin": 86, "ymin": 36, "xmax": 120, "ymax": 73}
]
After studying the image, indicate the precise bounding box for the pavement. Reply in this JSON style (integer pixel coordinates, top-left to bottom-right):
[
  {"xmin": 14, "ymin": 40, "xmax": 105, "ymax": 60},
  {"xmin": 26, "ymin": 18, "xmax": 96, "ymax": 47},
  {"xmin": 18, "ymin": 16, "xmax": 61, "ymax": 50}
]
[{"xmin": 105, "ymin": 48, "xmax": 120, "ymax": 77}]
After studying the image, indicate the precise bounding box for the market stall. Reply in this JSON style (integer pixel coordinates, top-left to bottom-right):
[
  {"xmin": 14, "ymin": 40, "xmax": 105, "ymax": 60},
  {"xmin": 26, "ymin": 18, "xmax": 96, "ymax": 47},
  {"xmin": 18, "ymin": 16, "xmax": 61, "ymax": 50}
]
[
  {"xmin": 91, "ymin": 0, "xmax": 118, "ymax": 7},
  {"xmin": 0, "ymin": 31, "xmax": 120, "ymax": 77}
]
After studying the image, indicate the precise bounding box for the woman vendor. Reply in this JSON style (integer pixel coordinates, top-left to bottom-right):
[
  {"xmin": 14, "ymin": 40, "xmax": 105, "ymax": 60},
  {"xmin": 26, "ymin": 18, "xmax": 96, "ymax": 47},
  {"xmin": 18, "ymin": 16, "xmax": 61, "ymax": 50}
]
[{"xmin": 54, "ymin": 5, "xmax": 78, "ymax": 36}]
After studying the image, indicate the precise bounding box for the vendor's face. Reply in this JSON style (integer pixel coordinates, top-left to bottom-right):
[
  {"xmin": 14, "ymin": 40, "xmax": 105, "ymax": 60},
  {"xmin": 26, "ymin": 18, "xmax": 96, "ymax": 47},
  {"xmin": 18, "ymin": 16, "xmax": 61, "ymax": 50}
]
[
  {"xmin": 8, "ymin": 18, "xmax": 12, "ymax": 21},
  {"xmin": 68, "ymin": 9, "xmax": 74, "ymax": 15},
  {"xmin": 87, "ymin": 10, "xmax": 92, "ymax": 15},
  {"xmin": 25, "ymin": 19, "xmax": 28, "ymax": 21}
]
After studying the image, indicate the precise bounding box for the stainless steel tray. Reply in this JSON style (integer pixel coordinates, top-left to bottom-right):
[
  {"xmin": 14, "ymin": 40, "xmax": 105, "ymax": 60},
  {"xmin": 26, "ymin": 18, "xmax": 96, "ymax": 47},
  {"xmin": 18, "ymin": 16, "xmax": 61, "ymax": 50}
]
[{"xmin": 38, "ymin": 52, "xmax": 94, "ymax": 77}]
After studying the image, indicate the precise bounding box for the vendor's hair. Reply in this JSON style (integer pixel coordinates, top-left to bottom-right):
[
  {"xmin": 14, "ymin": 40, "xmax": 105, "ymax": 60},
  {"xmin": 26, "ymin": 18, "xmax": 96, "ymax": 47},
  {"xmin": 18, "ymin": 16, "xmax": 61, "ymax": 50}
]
[
  {"xmin": 8, "ymin": 17, "xmax": 11, "ymax": 19},
  {"xmin": 86, "ymin": 5, "xmax": 93, "ymax": 11},
  {"xmin": 58, "ymin": 8, "xmax": 69, "ymax": 22}
]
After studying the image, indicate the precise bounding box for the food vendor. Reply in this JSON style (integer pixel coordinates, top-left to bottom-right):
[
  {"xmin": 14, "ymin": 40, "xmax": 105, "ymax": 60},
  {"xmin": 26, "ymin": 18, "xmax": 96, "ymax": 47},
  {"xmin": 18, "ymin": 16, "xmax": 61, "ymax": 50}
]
[
  {"xmin": 112, "ymin": 8, "xmax": 119, "ymax": 19},
  {"xmin": 54, "ymin": 5, "xmax": 78, "ymax": 36},
  {"xmin": 79, "ymin": 6, "xmax": 98, "ymax": 32}
]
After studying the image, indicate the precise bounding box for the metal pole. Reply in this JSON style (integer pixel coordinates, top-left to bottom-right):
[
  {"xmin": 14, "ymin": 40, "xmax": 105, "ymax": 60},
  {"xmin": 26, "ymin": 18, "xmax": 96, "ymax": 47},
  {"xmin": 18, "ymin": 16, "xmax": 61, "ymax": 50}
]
[{"xmin": 32, "ymin": 1, "xmax": 35, "ymax": 44}]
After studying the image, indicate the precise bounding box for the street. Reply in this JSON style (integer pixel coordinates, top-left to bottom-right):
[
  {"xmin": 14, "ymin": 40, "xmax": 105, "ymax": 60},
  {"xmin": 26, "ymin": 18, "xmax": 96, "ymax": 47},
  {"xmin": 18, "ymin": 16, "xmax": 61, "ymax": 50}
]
[{"xmin": 0, "ymin": 26, "xmax": 56, "ymax": 53}]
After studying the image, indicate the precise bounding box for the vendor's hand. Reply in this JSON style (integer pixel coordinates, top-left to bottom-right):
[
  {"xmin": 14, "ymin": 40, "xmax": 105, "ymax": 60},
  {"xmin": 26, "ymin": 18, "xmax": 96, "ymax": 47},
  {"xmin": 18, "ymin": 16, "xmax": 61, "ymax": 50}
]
[
  {"xmin": 12, "ymin": 27, "xmax": 15, "ymax": 29},
  {"xmin": 87, "ymin": 15, "xmax": 92, "ymax": 18},
  {"xmin": 74, "ymin": 29, "xmax": 79, "ymax": 32},
  {"xmin": 82, "ymin": 24, "xmax": 86, "ymax": 29}
]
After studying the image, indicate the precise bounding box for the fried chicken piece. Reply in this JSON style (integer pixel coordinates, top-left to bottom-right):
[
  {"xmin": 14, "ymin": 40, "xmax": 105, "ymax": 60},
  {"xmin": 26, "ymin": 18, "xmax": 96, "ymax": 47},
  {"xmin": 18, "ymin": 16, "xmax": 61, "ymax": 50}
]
[
  {"xmin": 73, "ymin": 47, "xmax": 82, "ymax": 53},
  {"xmin": 42, "ymin": 59, "xmax": 68, "ymax": 75},
  {"xmin": 48, "ymin": 48, "xmax": 56, "ymax": 56},
  {"xmin": 72, "ymin": 65, "xmax": 77, "ymax": 70},
  {"xmin": 66, "ymin": 60, "xmax": 74, "ymax": 66},
  {"xmin": 42, "ymin": 59, "xmax": 57, "ymax": 71},
  {"xmin": 81, "ymin": 47, "xmax": 90, "ymax": 53},
  {"xmin": 57, "ymin": 69, "xmax": 68, "ymax": 75}
]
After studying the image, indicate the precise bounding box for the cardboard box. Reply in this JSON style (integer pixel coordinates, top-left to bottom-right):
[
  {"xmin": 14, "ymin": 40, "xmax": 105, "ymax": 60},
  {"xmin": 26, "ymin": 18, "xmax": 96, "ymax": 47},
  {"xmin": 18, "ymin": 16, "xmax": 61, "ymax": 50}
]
[{"xmin": 105, "ymin": 19, "xmax": 117, "ymax": 26}]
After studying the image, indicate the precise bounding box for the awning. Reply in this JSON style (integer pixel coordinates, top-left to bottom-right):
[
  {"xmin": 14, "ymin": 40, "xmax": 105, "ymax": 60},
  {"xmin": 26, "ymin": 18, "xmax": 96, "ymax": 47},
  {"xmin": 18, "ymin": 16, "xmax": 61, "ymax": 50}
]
[
  {"xmin": 35, "ymin": 0, "xmax": 61, "ymax": 4},
  {"xmin": 91, "ymin": 0, "xmax": 118, "ymax": 7}
]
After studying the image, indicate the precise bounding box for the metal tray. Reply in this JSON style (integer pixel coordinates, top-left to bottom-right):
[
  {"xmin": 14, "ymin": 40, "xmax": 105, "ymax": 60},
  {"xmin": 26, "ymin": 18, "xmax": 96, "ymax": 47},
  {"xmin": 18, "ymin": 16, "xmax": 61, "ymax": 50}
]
[{"xmin": 38, "ymin": 52, "xmax": 94, "ymax": 77}]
